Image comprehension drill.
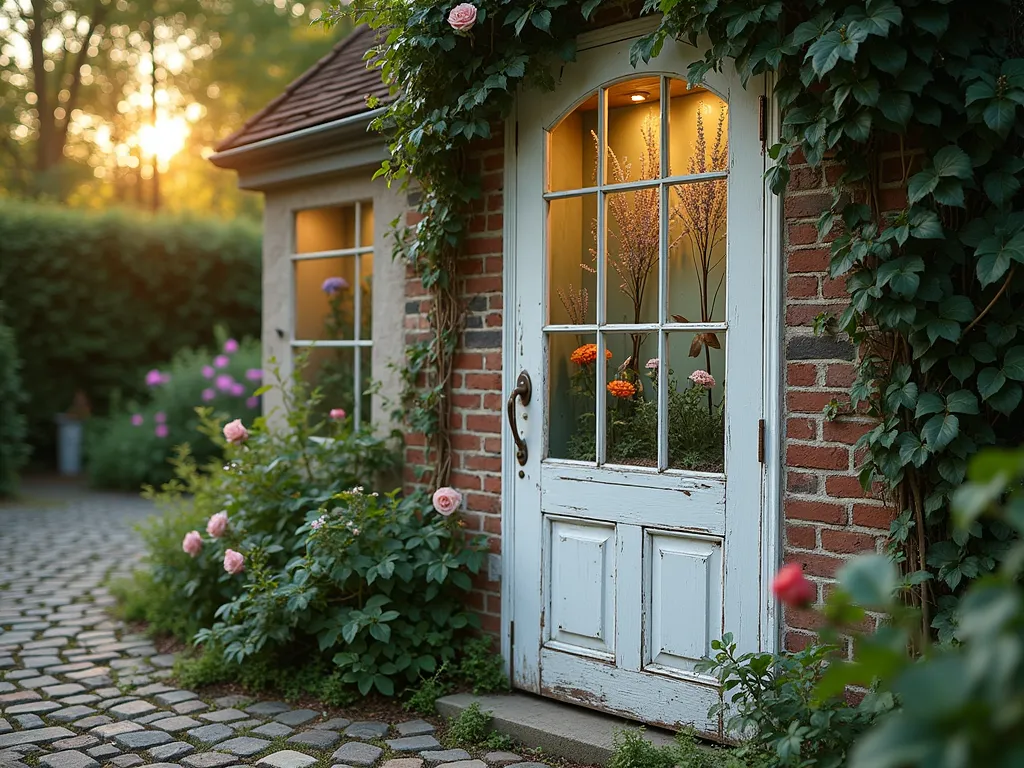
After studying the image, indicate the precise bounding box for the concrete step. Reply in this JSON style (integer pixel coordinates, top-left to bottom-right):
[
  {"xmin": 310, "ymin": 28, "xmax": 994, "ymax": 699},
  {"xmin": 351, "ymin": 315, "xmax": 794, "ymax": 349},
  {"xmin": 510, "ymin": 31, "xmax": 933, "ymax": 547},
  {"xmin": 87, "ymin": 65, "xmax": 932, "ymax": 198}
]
[{"xmin": 435, "ymin": 692, "xmax": 677, "ymax": 766}]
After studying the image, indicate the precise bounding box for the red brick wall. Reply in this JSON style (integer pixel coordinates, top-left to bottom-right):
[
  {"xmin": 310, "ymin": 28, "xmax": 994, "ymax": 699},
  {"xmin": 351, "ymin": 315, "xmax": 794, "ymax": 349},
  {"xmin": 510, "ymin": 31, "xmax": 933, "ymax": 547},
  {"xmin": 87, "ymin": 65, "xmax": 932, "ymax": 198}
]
[
  {"xmin": 401, "ymin": 99, "xmax": 899, "ymax": 652},
  {"xmin": 403, "ymin": 130, "xmax": 506, "ymax": 636}
]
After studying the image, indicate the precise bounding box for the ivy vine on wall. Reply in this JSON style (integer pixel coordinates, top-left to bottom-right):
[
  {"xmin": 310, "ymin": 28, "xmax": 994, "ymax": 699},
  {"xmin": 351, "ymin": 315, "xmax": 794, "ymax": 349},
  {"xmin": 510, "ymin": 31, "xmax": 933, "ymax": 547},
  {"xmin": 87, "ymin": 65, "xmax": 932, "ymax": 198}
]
[{"xmin": 328, "ymin": 0, "xmax": 1024, "ymax": 637}]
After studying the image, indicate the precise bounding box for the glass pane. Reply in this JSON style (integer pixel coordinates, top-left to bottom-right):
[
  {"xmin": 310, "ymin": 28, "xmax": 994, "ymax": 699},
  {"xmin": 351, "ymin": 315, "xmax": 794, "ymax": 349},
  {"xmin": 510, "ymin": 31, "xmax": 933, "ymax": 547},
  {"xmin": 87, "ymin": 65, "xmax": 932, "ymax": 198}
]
[
  {"xmin": 667, "ymin": 82, "xmax": 728, "ymax": 179},
  {"xmin": 296, "ymin": 346, "xmax": 355, "ymax": 426},
  {"xmin": 295, "ymin": 204, "xmax": 356, "ymax": 253},
  {"xmin": 605, "ymin": 188, "xmax": 660, "ymax": 325},
  {"xmin": 548, "ymin": 194, "xmax": 597, "ymax": 325},
  {"xmin": 359, "ymin": 201, "xmax": 374, "ymax": 247},
  {"xmin": 359, "ymin": 252, "xmax": 374, "ymax": 340},
  {"xmin": 605, "ymin": 77, "xmax": 662, "ymax": 185},
  {"xmin": 548, "ymin": 333, "xmax": 606, "ymax": 461},
  {"xmin": 668, "ymin": 179, "xmax": 727, "ymax": 324},
  {"xmin": 604, "ymin": 332, "xmax": 658, "ymax": 467},
  {"xmin": 295, "ymin": 256, "xmax": 356, "ymax": 340},
  {"xmin": 547, "ymin": 92, "xmax": 597, "ymax": 193},
  {"xmin": 360, "ymin": 345, "xmax": 373, "ymax": 427},
  {"xmin": 665, "ymin": 332, "xmax": 725, "ymax": 472}
]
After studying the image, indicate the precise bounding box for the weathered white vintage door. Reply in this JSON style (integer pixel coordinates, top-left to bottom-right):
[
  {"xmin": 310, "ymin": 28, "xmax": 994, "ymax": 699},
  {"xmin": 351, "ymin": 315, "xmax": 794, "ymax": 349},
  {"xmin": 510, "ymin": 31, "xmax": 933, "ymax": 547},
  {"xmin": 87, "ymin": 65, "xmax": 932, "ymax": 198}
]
[{"xmin": 506, "ymin": 28, "xmax": 771, "ymax": 736}]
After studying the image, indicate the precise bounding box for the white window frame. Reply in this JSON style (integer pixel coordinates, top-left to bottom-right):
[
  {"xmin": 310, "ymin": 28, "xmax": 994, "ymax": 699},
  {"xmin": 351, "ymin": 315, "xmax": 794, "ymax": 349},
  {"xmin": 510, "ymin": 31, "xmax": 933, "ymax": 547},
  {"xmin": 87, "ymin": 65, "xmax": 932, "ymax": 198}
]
[{"xmin": 289, "ymin": 199, "xmax": 374, "ymax": 428}]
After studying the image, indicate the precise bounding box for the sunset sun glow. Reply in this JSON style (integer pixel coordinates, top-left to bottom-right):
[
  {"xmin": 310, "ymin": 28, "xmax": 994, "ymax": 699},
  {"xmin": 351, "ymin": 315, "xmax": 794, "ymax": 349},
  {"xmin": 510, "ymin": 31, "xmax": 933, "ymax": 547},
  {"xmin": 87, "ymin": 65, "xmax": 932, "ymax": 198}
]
[{"xmin": 137, "ymin": 116, "xmax": 190, "ymax": 167}]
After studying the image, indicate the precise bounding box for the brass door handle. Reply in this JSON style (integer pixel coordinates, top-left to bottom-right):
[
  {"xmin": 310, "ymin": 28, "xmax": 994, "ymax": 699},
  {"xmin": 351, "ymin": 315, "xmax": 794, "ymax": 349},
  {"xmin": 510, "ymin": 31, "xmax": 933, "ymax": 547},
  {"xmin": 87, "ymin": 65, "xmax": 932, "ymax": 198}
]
[{"xmin": 506, "ymin": 371, "xmax": 532, "ymax": 466}]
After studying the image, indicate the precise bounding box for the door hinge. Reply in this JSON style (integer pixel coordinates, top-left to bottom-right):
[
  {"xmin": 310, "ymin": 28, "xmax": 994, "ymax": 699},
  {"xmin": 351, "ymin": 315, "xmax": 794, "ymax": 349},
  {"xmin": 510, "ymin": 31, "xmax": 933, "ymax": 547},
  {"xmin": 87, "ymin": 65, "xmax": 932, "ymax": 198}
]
[
  {"xmin": 758, "ymin": 95, "xmax": 767, "ymax": 153},
  {"xmin": 758, "ymin": 418, "xmax": 766, "ymax": 463}
]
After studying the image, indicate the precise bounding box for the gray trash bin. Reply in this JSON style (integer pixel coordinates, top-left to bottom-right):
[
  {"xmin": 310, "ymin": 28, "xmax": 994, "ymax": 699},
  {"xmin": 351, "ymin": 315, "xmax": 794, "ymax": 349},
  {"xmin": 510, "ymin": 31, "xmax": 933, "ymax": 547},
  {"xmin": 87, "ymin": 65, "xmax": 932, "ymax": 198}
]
[{"xmin": 55, "ymin": 414, "xmax": 84, "ymax": 476}]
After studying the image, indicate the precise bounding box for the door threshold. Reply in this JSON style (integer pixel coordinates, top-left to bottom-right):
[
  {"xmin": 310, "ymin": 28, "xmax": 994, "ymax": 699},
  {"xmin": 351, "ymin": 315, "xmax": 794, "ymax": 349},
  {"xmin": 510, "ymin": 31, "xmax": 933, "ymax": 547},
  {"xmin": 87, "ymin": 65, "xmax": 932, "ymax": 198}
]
[{"xmin": 435, "ymin": 691, "xmax": 677, "ymax": 766}]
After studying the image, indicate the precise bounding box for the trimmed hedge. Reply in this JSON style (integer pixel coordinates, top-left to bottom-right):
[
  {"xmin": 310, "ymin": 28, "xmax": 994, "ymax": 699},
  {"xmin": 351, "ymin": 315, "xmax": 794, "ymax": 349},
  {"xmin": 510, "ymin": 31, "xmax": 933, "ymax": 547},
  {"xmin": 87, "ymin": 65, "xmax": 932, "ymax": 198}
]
[
  {"xmin": 0, "ymin": 312, "xmax": 28, "ymax": 496},
  {"xmin": 0, "ymin": 202, "xmax": 262, "ymax": 464}
]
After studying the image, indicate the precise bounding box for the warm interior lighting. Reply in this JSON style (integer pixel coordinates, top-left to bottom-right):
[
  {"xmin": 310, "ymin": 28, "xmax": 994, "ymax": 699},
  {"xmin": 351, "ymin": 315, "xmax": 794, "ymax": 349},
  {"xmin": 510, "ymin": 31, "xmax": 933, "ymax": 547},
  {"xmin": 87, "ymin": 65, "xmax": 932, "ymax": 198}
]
[{"xmin": 629, "ymin": 91, "xmax": 649, "ymax": 102}]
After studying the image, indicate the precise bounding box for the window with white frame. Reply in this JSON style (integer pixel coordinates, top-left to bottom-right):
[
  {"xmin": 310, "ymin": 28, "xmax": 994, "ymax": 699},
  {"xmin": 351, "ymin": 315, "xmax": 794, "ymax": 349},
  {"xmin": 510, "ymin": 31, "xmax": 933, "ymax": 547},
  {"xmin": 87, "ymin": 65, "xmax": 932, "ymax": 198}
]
[{"xmin": 291, "ymin": 200, "xmax": 374, "ymax": 427}]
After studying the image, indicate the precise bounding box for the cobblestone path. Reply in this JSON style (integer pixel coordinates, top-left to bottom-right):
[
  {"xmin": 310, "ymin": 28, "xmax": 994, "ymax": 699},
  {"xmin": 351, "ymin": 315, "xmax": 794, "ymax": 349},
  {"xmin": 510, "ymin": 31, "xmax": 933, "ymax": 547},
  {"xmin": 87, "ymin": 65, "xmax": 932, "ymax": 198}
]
[{"xmin": 0, "ymin": 487, "xmax": 549, "ymax": 768}]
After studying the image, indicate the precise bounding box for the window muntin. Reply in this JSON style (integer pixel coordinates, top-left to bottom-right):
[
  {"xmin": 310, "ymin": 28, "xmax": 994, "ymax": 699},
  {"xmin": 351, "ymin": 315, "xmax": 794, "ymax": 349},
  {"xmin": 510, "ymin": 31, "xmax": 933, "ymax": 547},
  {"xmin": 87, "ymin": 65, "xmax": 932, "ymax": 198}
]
[
  {"xmin": 291, "ymin": 200, "xmax": 374, "ymax": 427},
  {"xmin": 545, "ymin": 76, "xmax": 729, "ymax": 472}
]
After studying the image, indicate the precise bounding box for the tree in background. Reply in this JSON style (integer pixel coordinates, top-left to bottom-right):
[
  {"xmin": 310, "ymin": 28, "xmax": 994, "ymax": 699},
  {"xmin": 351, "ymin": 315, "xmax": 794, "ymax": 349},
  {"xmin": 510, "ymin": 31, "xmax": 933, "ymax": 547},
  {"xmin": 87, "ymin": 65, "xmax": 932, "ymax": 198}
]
[{"xmin": 0, "ymin": 0, "xmax": 345, "ymax": 216}]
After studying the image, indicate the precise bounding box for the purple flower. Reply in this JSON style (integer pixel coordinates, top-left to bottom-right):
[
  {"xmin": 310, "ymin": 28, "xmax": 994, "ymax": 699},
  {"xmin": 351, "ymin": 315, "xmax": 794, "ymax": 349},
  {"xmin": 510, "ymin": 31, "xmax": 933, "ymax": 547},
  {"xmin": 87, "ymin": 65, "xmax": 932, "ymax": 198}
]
[
  {"xmin": 155, "ymin": 424, "xmax": 169, "ymax": 438},
  {"xmin": 145, "ymin": 369, "xmax": 165, "ymax": 387},
  {"xmin": 214, "ymin": 355, "xmax": 229, "ymax": 369},
  {"xmin": 154, "ymin": 411, "xmax": 166, "ymax": 424},
  {"xmin": 322, "ymin": 276, "xmax": 349, "ymax": 296},
  {"xmin": 230, "ymin": 382, "xmax": 245, "ymax": 397},
  {"xmin": 245, "ymin": 396, "xmax": 259, "ymax": 409},
  {"xmin": 131, "ymin": 414, "xmax": 143, "ymax": 427},
  {"xmin": 245, "ymin": 368, "xmax": 263, "ymax": 382},
  {"xmin": 215, "ymin": 374, "xmax": 234, "ymax": 392},
  {"xmin": 202, "ymin": 365, "xmax": 215, "ymax": 379},
  {"xmin": 224, "ymin": 338, "xmax": 239, "ymax": 354},
  {"xmin": 202, "ymin": 388, "xmax": 216, "ymax": 402}
]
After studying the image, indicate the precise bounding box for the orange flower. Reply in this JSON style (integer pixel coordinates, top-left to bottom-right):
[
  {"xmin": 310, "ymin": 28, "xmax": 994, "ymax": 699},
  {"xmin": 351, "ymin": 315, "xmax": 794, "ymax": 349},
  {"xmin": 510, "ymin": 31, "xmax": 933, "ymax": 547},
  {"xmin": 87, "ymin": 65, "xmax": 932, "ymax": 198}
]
[
  {"xmin": 607, "ymin": 379, "xmax": 637, "ymax": 399},
  {"xmin": 571, "ymin": 344, "xmax": 612, "ymax": 366}
]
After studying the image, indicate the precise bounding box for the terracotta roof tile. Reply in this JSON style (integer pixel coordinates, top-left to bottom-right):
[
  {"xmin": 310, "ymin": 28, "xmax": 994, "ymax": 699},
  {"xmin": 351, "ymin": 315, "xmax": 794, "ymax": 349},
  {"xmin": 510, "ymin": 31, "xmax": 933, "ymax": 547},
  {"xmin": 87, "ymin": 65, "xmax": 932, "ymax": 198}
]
[{"xmin": 216, "ymin": 25, "xmax": 389, "ymax": 152}]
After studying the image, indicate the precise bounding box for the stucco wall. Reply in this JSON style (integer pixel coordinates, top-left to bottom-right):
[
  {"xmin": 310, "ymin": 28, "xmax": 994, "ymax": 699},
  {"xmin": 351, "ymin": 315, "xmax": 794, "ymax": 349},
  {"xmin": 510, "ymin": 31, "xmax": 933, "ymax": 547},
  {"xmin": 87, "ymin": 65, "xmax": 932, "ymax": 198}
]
[{"xmin": 261, "ymin": 169, "xmax": 407, "ymax": 431}]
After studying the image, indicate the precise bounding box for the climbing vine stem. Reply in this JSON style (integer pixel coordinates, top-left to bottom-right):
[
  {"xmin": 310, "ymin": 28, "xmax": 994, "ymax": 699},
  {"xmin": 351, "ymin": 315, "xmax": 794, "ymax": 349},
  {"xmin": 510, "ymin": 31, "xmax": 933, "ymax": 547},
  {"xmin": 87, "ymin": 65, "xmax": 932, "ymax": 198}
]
[{"xmin": 327, "ymin": 0, "xmax": 1024, "ymax": 638}]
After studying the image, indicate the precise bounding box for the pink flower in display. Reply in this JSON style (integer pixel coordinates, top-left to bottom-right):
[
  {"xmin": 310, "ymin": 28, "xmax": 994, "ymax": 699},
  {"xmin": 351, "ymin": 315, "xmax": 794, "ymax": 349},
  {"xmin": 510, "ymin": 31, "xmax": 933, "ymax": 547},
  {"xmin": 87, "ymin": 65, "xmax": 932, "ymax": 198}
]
[
  {"xmin": 206, "ymin": 511, "xmax": 228, "ymax": 538},
  {"xmin": 230, "ymin": 382, "xmax": 245, "ymax": 397},
  {"xmin": 215, "ymin": 374, "xmax": 234, "ymax": 392},
  {"xmin": 223, "ymin": 549, "xmax": 245, "ymax": 575},
  {"xmin": 645, "ymin": 358, "xmax": 659, "ymax": 370},
  {"xmin": 321, "ymin": 276, "xmax": 349, "ymax": 295},
  {"xmin": 154, "ymin": 411, "xmax": 166, "ymax": 424},
  {"xmin": 145, "ymin": 369, "xmax": 165, "ymax": 387},
  {"xmin": 223, "ymin": 419, "xmax": 249, "ymax": 444},
  {"xmin": 447, "ymin": 3, "xmax": 477, "ymax": 32},
  {"xmin": 245, "ymin": 368, "xmax": 263, "ymax": 382},
  {"xmin": 432, "ymin": 486, "xmax": 462, "ymax": 516},
  {"xmin": 688, "ymin": 370, "xmax": 716, "ymax": 390},
  {"xmin": 155, "ymin": 424, "xmax": 169, "ymax": 438},
  {"xmin": 214, "ymin": 355, "xmax": 229, "ymax": 368},
  {"xmin": 224, "ymin": 338, "xmax": 239, "ymax": 354},
  {"xmin": 329, "ymin": 408, "xmax": 346, "ymax": 420},
  {"xmin": 202, "ymin": 388, "xmax": 216, "ymax": 402},
  {"xmin": 181, "ymin": 531, "xmax": 202, "ymax": 557},
  {"xmin": 311, "ymin": 515, "xmax": 327, "ymax": 531},
  {"xmin": 202, "ymin": 365, "xmax": 215, "ymax": 379},
  {"xmin": 772, "ymin": 563, "xmax": 816, "ymax": 608},
  {"xmin": 131, "ymin": 414, "xmax": 143, "ymax": 427},
  {"xmin": 245, "ymin": 396, "xmax": 259, "ymax": 409}
]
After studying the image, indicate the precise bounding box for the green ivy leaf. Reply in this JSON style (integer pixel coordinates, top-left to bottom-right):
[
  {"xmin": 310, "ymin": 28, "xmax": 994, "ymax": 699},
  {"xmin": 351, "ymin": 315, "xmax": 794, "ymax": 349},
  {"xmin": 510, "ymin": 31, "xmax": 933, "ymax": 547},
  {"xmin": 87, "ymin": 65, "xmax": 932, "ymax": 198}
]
[
  {"xmin": 948, "ymin": 355, "xmax": 976, "ymax": 382},
  {"xmin": 838, "ymin": 554, "xmax": 899, "ymax": 608},
  {"xmin": 878, "ymin": 91, "xmax": 912, "ymax": 126},
  {"xmin": 1003, "ymin": 347, "xmax": 1024, "ymax": 380},
  {"xmin": 915, "ymin": 393, "xmax": 945, "ymax": 418},
  {"xmin": 988, "ymin": 382, "xmax": 1022, "ymax": 415},
  {"xmin": 921, "ymin": 413, "xmax": 959, "ymax": 451},
  {"xmin": 530, "ymin": 9, "xmax": 552, "ymax": 33},
  {"xmin": 946, "ymin": 390, "xmax": 980, "ymax": 415},
  {"xmin": 580, "ymin": 0, "xmax": 602, "ymax": 20},
  {"xmin": 983, "ymin": 170, "xmax": 1021, "ymax": 208},
  {"xmin": 977, "ymin": 367, "xmax": 1007, "ymax": 400},
  {"xmin": 983, "ymin": 99, "xmax": 1017, "ymax": 135}
]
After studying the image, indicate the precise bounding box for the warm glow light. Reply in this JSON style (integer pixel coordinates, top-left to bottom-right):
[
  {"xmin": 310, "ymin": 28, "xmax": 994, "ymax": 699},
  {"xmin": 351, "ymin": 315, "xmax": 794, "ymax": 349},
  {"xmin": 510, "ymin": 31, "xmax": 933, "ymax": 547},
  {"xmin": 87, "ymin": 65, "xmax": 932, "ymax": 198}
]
[
  {"xmin": 137, "ymin": 116, "xmax": 189, "ymax": 167},
  {"xmin": 629, "ymin": 92, "xmax": 649, "ymax": 102}
]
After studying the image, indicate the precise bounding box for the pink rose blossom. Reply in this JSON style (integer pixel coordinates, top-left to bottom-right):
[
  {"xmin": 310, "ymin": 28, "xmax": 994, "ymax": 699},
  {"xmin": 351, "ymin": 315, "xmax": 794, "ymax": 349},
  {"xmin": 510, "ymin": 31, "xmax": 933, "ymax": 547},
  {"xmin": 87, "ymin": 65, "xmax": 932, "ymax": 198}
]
[
  {"xmin": 688, "ymin": 370, "xmax": 716, "ymax": 389},
  {"xmin": 223, "ymin": 549, "xmax": 245, "ymax": 575},
  {"xmin": 202, "ymin": 388, "xmax": 216, "ymax": 402},
  {"xmin": 245, "ymin": 368, "xmax": 263, "ymax": 382},
  {"xmin": 230, "ymin": 382, "xmax": 245, "ymax": 397},
  {"xmin": 131, "ymin": 414, "xmax": 143, "ymax": 427},
  {"xmin": 155, "ymin": 424, "xmax": 169, "ymax": 438},
  {"xmin": 329, "ymin": 408, "xmax": 347, "ymax": 420},
  {"xmin": 214, "ymin": 355, "xmax": 229, "ymax": 369},
  {"xmin": 202, "ymin": 365, "xmax": 215, "ymax": 379},
  {"xmin": 154, "ymin": 411, "xmax": 166, "ymax": 424},
  {"xmin": 645, "ymin": 358, "xmax": 659, "ymax": 370},
  {"xmin": 772, "ymin": 563, "xmax": 816, "ymax": 607},
  {"xmin": 145, "ymin": 369, "xmax": 165, "ymax": 387},
  {"xmin": 246, "ymin": 396, "xmax": 259, "ymax": 409},
  {"xmin": 206, "ymin": 511, "xmax": 228, "ymax": 538},
  {"xmin": 223, "ymin": 419, "xmax": 249, "ymax": 444},
  {"xmin": 224, "ymin": 338, "xmax": 239, "ymax": 354},
  {"xmin": 181, "ymin": 531, "xmax": 202, "ymax": 557},
  {"xmin": 447, "ymin": 2, "xmax": 477, "ymax": 32},
  {"xmin": 432, "ymin": 486, "xmax": 463, "ymax": 516},
  {"xmin": 215, "ymin": 374, "xmax": 234, "ymax": 392}
]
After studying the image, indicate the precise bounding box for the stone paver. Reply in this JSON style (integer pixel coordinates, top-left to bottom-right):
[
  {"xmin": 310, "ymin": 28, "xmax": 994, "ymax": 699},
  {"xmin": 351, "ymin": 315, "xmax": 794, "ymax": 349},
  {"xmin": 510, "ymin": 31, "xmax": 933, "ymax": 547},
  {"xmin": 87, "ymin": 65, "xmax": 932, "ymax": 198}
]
[{"xmin": 0, "ymin": 486, "xmax": 561, "ymax": 768}]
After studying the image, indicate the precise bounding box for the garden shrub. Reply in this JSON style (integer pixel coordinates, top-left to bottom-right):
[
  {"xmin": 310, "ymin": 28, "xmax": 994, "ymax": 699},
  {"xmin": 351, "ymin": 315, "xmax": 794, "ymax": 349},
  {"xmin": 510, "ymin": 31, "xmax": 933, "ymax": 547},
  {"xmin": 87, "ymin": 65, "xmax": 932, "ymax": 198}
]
[
  {"xmin": 0, "ymin": 311, "xmax": 28, "ymax": 497},
  {"xmin": 608, "ymin": 728, "xmax": 754, "ymax": 768},
  {"xmin": 86, "ymin": 334, "xmax": 262, "ymax": 490},
  {"xmin": 0, "ymin": 201, "xmax": 261, "ymax": 464}
]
